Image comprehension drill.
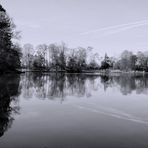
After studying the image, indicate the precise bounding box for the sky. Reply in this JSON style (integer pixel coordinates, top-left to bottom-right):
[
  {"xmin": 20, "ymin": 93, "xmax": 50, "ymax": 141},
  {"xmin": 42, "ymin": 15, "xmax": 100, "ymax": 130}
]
[{"xmin": 1, "ymin": 0, "xmax": 148, "ymax": 56}]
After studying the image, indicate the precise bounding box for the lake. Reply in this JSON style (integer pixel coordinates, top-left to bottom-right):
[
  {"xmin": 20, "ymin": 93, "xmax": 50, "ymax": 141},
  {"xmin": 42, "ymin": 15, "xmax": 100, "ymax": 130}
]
[{"xmin": 0, "ymin": 73, "xmax": 148, "ymax": 148}]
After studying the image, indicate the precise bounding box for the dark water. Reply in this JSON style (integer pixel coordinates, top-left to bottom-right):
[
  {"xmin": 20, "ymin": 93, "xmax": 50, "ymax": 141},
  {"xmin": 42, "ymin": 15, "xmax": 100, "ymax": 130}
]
[{"xmin": 1, "ymin": 73, "xmax": 148, "ymax": 148}]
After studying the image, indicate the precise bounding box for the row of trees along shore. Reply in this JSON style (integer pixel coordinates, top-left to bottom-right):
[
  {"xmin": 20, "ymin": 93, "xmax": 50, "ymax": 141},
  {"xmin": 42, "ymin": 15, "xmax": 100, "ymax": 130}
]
[
  {"xmin": 21, "ymin": 43, "xmax": 100, "ymax": 72},
  {"xmin": 1, "ymin": 3, "xmax": 148, "ymax": 73},
  {"xmin": 21, "ymin": 43, "xmax": 148, "ymax": 73}
]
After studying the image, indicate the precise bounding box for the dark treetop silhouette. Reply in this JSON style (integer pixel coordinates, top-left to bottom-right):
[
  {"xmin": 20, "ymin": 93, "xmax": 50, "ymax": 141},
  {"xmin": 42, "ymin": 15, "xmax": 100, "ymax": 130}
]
[{"xmin": 0, "ymin": 4, "xmax": 21, "ymax": 73}]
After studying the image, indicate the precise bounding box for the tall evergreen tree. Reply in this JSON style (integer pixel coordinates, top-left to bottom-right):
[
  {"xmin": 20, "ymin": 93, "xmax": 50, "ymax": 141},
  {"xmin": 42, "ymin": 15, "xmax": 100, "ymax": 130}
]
[{"xmin": 0, "ymin": 4, "xmax": 21, "ymax": 72}]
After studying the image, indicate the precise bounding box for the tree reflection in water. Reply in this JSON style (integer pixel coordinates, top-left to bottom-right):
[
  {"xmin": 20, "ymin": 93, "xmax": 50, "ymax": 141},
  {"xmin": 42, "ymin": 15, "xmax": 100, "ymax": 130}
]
[
  {"xmin": 1, "ymin": 73, "xmax": 148, "ymax": 138},
  {"xmin": 21, "ymin": 73, "xmax": 148, "ymax": 102},
  {"xmin": 100, "ymin": 74, "xmax": 148, "ymax": 95},
  {"xmin": 0, "ymin": 75, "xmax": 20, "ymax": 137},
  {"xmin": 21, "ymin": 73, "xmax": 99, "ymax": 101}
]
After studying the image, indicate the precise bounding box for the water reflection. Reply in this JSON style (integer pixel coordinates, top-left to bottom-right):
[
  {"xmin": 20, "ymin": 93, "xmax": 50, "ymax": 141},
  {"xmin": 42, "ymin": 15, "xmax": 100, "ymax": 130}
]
[
  {"xmin": 0, "ymin": 75, "xmax": 20, "ymax": 137},
  {"xmin": 1, "ymin": 73, "xmax": 148, "ymax": 138},
  {"xmin": 21, "ymin": 73, "xmax": 148, "ymax": 101},
  {"xmin": 21, "ymin": 73, "xmax": 99, "ymax": 101},
  {"xmin": 100, "ymin": 74, "xmax": 148, "ymax": 95}
]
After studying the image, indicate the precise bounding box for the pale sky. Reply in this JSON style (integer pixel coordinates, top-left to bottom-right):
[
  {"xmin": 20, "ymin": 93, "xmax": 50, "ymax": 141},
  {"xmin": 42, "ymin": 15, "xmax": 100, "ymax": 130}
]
[{"xmin": 1, "ymin": 0, "xmax": 148, "ymax": 56}]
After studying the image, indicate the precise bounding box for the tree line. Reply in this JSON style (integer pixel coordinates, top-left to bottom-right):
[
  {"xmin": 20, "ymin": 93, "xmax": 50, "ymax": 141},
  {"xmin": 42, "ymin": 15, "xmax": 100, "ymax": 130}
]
[
  {"xmin": 113, "ymin": 50, "xmax": 148, "ymax": 72},
  {"xmin": 100, "ymin": 50, "xmax": 148, "ymax": 72},
  {"xmin": 1, "ymin": 3, "xmax": 148, "ymax": 73},
  {"xmin": 21, "ymin": 43, "xmax": 100, "ymax": 72},
  {"xmin": 21, "ymin": 43, "xmax": 148, "ymax": 72}
]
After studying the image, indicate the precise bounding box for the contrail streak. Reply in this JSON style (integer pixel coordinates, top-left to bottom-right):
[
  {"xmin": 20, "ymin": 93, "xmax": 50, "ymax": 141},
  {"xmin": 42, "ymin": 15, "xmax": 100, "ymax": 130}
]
[{"xmin": 80, "ymin": 20, "xmax": 148, "ymax": 35}]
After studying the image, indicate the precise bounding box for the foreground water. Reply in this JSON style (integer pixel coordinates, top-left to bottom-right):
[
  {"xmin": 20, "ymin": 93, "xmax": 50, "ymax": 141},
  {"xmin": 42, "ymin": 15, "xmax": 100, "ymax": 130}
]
[{"xmin": 0, "ymin": 73, "xmax": 148, "ymax": 148}]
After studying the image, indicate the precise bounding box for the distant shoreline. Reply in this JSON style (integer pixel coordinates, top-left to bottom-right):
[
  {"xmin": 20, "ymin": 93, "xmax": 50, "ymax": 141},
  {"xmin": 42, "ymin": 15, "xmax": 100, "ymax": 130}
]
[{"xmin": 18, "ymin": 69, "xmax": 148, "ymax": 75}]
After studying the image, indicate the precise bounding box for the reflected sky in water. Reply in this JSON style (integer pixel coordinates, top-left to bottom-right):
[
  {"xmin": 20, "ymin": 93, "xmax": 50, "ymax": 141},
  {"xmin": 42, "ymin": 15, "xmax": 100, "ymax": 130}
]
[{"xmin": 0, "ymin": 73, "xmax": 148, "ymax": 148}]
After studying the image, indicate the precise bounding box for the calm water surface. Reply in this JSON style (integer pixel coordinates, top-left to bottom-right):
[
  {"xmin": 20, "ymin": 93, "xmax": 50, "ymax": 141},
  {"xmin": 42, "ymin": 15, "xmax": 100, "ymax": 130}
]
[{"xmin": 0, "ymin": 73, "xmax": 148, "ymax": 148}]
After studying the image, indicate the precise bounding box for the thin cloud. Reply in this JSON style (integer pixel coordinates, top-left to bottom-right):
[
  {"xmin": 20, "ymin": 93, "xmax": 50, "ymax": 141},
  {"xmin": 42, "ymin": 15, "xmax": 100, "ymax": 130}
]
[{"xmin": 80, "ymin": 20, "xmax": 148, "ymax": 36}]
